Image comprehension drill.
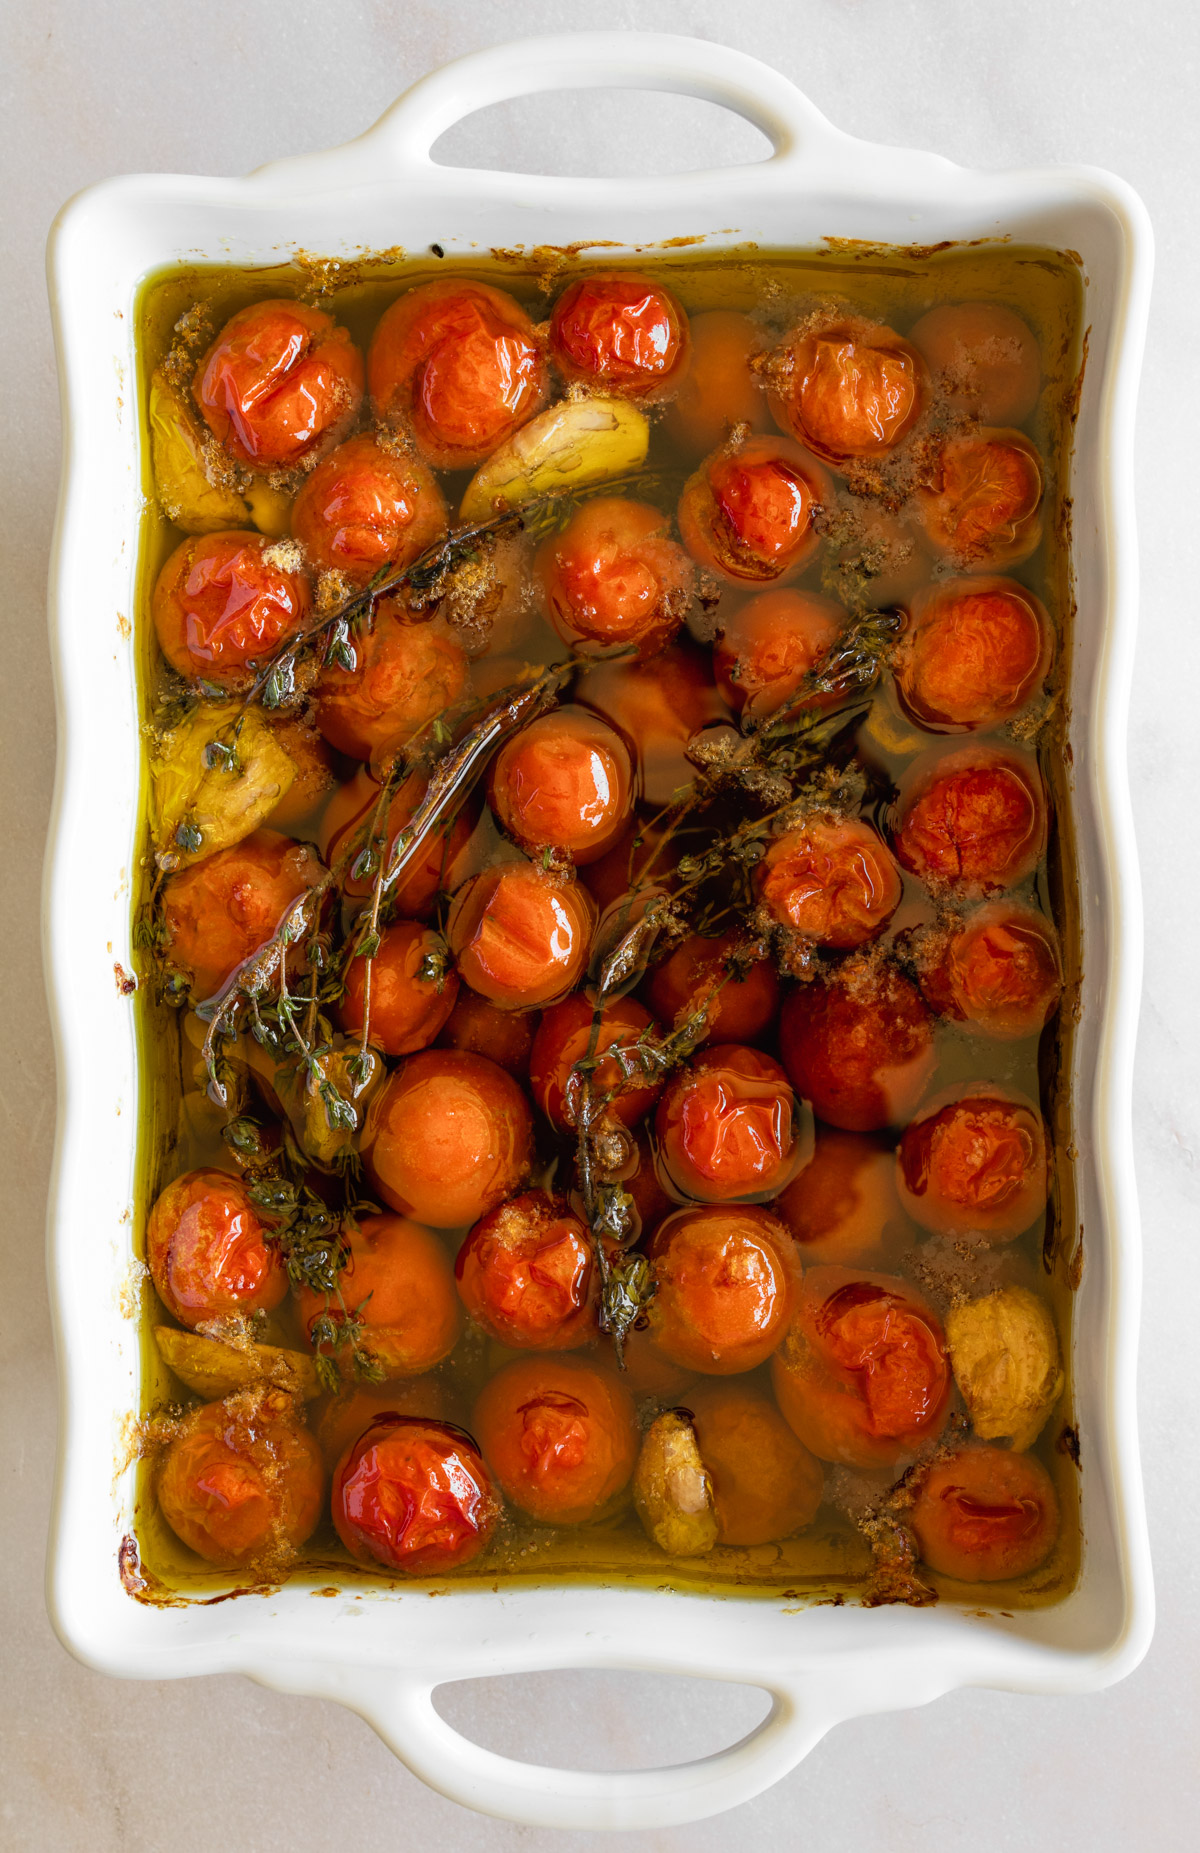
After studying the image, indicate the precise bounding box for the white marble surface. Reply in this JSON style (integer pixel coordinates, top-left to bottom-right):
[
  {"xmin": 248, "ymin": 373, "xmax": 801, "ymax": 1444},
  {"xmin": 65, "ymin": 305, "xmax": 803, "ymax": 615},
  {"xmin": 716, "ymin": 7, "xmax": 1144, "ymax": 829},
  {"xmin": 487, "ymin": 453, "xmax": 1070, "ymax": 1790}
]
[{"xmin": 2, "ymin": 1, "xmax": 1196, "ymax": 1845}]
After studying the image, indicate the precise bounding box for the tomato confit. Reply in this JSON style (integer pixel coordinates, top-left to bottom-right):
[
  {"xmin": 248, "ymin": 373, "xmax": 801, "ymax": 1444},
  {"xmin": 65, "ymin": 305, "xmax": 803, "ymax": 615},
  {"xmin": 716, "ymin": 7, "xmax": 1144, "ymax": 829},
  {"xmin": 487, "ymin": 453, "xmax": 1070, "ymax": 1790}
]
[{"xmin": 126, "ymin": 243, "xmax": 1084, "ymax": 1606}]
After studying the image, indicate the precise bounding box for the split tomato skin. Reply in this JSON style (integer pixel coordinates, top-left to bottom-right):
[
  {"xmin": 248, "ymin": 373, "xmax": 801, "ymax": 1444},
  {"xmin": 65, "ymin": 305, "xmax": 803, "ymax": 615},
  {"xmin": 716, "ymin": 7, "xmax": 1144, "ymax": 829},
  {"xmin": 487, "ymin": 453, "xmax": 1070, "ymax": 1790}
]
[
  {"xmin": 768, "ymin": 318, "xmax": 927, "ymax": 465},
  {"xmin": 654, "ymin": 1044, "xmax": 807, "ymax": 1205},
  {"xmin": 473, "ymin": 1355, "xmax": 639, "ymax": 1526},
  {"xmin": 892, "ymin": 744, "xmax": 1049, "ymax": 898},
  {"xmin": 193, "ymin": 298, "xmax": 364, "ymax": 469},
  {"xmin": 549, "ymin": 272, "xmax": 690, "ymax": 400},
  {"xmin": 290, "ymin": 434, "xmax": 447, "ymax": 588},
  {"xmin": 147, "ymin": 1167, "xmax": 287, "ymax": 1329},
  {"xmin": 333, "ymin": 1415, "xmax": 501, "ymax": 1573},
  {"xmin": 362, "ymin": 1049, "xmax": 535, "ymax": 1229},
  {"xmin": 755, "ymin": 816, "xmax": 902, "ymax": 950},
  {"xmin": 447, "ymin": 865, "xmax": 596, "ymax": 1012},
  {"xmin": 896, "ymin": 1085, "xmax": 1049, "ymax": 1242},
  {"xmin": 487, "ymin": 705, "xmax": 636, "ymax": 864},
  {"xmin": 153, "ymin": 531, "xmax": 311, "ymax": 689},
  {"xmin": 914, "ymin": 427, "xmax": 1043, "ymax": 572},
  {"xmin": 909, "ymin": 1442, "xmax": 1059, "ymax": 1582},
  {"xmin": 677, "ymin": 435, "xmax": 829, "ymax": 585},
  {"xmin": 713, "ymin": 589, "xmax": 846, "ymax": 722},
  {"xmin": 455, "ymin": 1190, "xmax": 596, "ymax": 1350},
  {"xmin": 914, "ymin": 900, "xmax": 1062, "ymax": 1040},
  {"xmin": 158, "ymin": 1393, "xmax": 325, "ymax": 1567},
  {"xmin": 536, "ymin": 497, "xmax": 695, "ymax": 662},
  {"xmin": 646, "ymin": 1204, "xmax": 800, "ymax": 1375},
  {"xmin": 895, "ymin": 577, "xmax": 1051, "ymax": 733}
]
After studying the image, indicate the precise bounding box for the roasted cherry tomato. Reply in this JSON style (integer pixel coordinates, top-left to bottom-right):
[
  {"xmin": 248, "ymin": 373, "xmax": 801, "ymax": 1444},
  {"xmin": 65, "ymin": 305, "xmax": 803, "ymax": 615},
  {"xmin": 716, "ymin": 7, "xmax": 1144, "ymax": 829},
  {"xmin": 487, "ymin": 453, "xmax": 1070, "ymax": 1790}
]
[
  {"xmin": 645, "ymin": 930, "xmax": 780, "ymax": 1047},
  {"xmin": 362, "ymin": 1049, "xmax": 534, "ymax": 1228},
  {"xmin": 914, "ymin": 900, "xmax": 1062, "ymax": 1039},
  {"xmin": 487, "ymin": 705, "xmax": 636, "ymax": 864},
  {"xmin": 665, "ymin": 309, "xmax": 770, "ymax": 454},
  {"xmin": 713, "ymin": 589, "xmax": 845, "ymax": 721},
  {"xmin": 646, "ymin": 1204, "xmax": 799, "ymax": 1374},
  {"xmin": 456, "ymin": 1190, "xmax": 596, "ymax": 1350},
  {"xmin": 162, "ymin": 828, "xmax": 325, "ymax": 1001},
  {"xmin": 147, "ymin": 1166, "xmax": 287, "ymax": 1328},
  {"xmin": 297, "ymin": 1214, "xmax": 461, "ymax": 1377},
  {"xmin": 338, "ymin": 918, "xmax": 459, "ymax": 1057},
  {"xmin": 159, "ymin": 1392, "xmax": 324, "ymax": 1566},
  {"xmin": 892, "ymin": 744, "xmax": 1049, "ymax": 897},
  {"xmin": 290, "ymin": 434, "xmax": 447, "ymax": 588},
  {"xmin": 473, "ymin": 1355, "xmax": 638, "ymax": 1525},
  {"xmin": 153, "ymin": 531, "xmax": 311, "ymax": 689},
  {"xmin": 909, "ymin": 1443, "xmax": 1059, "ymax": 1582},
  {"xmin": 333, "ymin": 1415, "xmax": 501, "ymax": 1573},
  {"xmin": 368, "ymin": 279, "xmax": 547, "ymax": 468},
  {"xmin": 689, "ymin": 1383, "xmax": 824, "ymax": 1547},
  {"xmin": 529, "ymin": 992, "xmax": 663, "ymax": 1133},
  {"xmin": 575, "ymin": 640, "xmax": 728, "ymax": 807},
  {"xmin": 322, "ymin": 764, "xmax": 477, "ymax": 910},
  {"xmin": 537, "ymin": 497, "xmax": 694, "ymax": 661},
  {"xmin": 896, "ymin": 1086, "xmax": 1048, "ymax": 1241},
  {"xmin": 549, "ymin": 273, "xmax": 690, "ymax": 399},
  {"xmin": 678, "ymin": 435, "xmax": 827, "ymax": 585},
  {"xmin": 914, "ymin": 428, "xmax": 1043, "ymax": 572},
  {"xmin": 447, "ymin": 865, "xmax": 595, "ymax": 1011},
  {"xmin": 895, "ymin": 578, "xmax": 1051, "ymax": 732},
  {"xmin": 313, "ymin": 599, "xmax": 469, "ymax": 761},
  {"xmin": 437, "ymin": 989, "xmax": 537, "ymax": 1075},
  {"xmin": 771, "ymin": 1265, "xmax": 951, "ymax": 1468},
  {"xmin": 769, "ymin": 318, "xmax": 926, "ymax": 465},
  {"xmin": 779, "ymin": 960, "xmax": 936, "ymax": 1132},
  {"xmin": 755, "ymin": 816, "xmax": 902, "ymax": 949},
  {"xmin": 193, "ymin": 299, "xmax": 363, "ymax": 470},
  {"xmin": 775, "ymin": 1127, "xmax": 906, "ymax": 1268},
  {"xmin": 655, "ymin": 1044, "xmax": 807, "ymax": 1204},
  {"xmin": 909, "ymin": 302, "xmax": 1041, "ymax": 427}
]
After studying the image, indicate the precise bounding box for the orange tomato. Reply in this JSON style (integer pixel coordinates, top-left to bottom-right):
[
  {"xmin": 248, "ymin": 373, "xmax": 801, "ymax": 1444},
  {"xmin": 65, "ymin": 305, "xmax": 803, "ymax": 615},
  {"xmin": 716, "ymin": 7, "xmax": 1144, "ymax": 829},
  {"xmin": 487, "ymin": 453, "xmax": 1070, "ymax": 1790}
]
[
  {"xmin": 713, "ymin": 588, "xmax": 845, "ymax": 721},
  {"xmin": 161, "ymin": 828, "xmax": 325, "ymax": 1001},
  {"xmin": 896, "ymin": 1085, "xmax": 1048, "ymax": 1241},
  {"xmin": 147, "ymin": 1166, "xmax": 287, "ymax": 1328},
  {"xmin": 313, "ymin": 599, "xmax": 469, "ymax": 761},
  {"xmin": 892, "ymin": 744, "xmax": 1049, "ymax": 897},
  {"xmin": 909, "ymin": 302, "xmax": 1041, "ymax": 426},
  {"xmin": 473, "ymin": 1355, "xmax": 638, "ymax": 1525},
  {"xmin": 455, "ymin": 1190, "xmax": 596, "ymax": 1350},
  {"xmin": 895, "ymin": 578, "xmax": 1051, "ymax": 732},
  {"xmin": 297, "ymin": 1214, "xmax": 461, "ymax": 1376},
  {"xmin": 153, "ymin": 531, "xmax": 311, "ymax": 688},
  {"xmin": 549, "ymin": 273, "xmax": 690, "ymax": 399},
  {"xmin": 322, "ymin": 764, "xmax": 477, "ymax": 911},
  {"xmin": 290, "ymin": 434, "xmax": 447, "ymax": 587},
  {"xmin": 914, "ymin": 428, "xmax": 1043, "ymax": 572},
  {"xmin": 193, "ymin": 299, "xmax": 363, "ymax": 469},
  {"xmin": 654, "ymin": 1044, "xmax": 805, "ymax": 1204},
  {"xmin": 909, "ymin": 1443, "xmax": 1059, "ymax": 1582},
  {"xmin": 437, "ymin": 989, "xmax": 538, "ymax": 1075},
  {"xmin": 447, "ymin": 864, "xmax": 595, "ymax": 1010},
  {"xmin": 333, "ymin": 1415, "xmax": 501, "ymax": 1572},
  {"xmin": 362, "ymin": 1049, "xmax": 534, "ymax": 1228},
  {"xmin": 487, "ymin": 705, "xmax": 636, "ymax": 864},
  {"xmin": 158, "ymin": 1393, "xmax": 324, "ymax": 1566},
  {"xmin": 678, "ymin": 435, "xmax": 828, "ymax": 585},
  {"xmin": 754, "ymin": 816, "xmax": 902, "ymax": 949},
  {"xmin": 689, "ymin": 1383, "xmax": 824, "ymax": 1546},
  {"xmin": 665, "ymin": 309, "xmax": 770, "ymax": 453},
  {"xmin": 915, "ymin": 900, "xmax": 1062, "ymax": 1040},
  {"xmin": 769, "ymin": 319, "xmax": 926, "ymax": 465},
  {"xmin": 646, "ymin": 1204, "xmax": 799, "ymax": 1374},
  {"xmin": 774, "ymin": 1127, "xmax": 905, "ymax": 1268},
  {"xmin": 575, "ymin": 640, "xmax": 728, "ymax": 807},
  {"xmin": 529, "ymin": 992, "xmax": 663, "ymax": 1133},
  {"xmin": 537, "ymin": 498, "xmax": 694, "ymax": 661},
  {"xmin": 338, "ymin": 918, "xmax": 459, "ymax": 1057},
  {"xmin": 645, "ymin": 931, "xmax": 780, "ymax": 1047},
  {"xmin": 778, "ymin": 962, "xmax": 936, "ymax": 1133}
]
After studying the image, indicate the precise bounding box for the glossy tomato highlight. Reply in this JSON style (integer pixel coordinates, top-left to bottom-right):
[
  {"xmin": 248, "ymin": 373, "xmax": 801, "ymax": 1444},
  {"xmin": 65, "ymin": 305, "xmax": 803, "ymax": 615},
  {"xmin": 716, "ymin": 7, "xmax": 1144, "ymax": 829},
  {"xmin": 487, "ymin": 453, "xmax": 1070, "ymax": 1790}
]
[
  {"xmin": 193, "ymin": 299, "xmax": 363, "ymax": 469},
  {"xmin": 654, "ymin": 1044, "xmax": 808, "ymax": 1204},
  {"xmin": 893, "ymin": 744, "xmax": 1049, "ymax": 897},
  {"xmin": 147, "ymin": 1167, "xmax": 287, "ymax": 1328},
  {"xmin": 447, "ymin": 865, "xmax": 596, "ymax": 1010},
  {"xmin": 537, "ymin": 497, "xmax": 694, "ymax": 660},
  {"xmin": 895, "ymin": 578, "xmax": 1051, "ymax": 732},
  {"xmin": 333, "ymin": 1415, "xmax": 501, "ymax": 1573},
  {"xmin": 755, "ymin": 816, "xmax": 902, "ymax": 949},
  {"xmin": 768, "ymin": 318, "xmax": 926, "ymax": 465},
  {"xmin": 455, "ymin": 1190, "xmax": 596, "ymax": 1350},
  {"xmin": 487, "ymin": 705, "xmax": 635, "ymax": 864},
  {"xmin": 678, "ymin": 435, "xmax": 827, "ymax": 585},
  {"xmin": 909, "ymin": 1443, "xmax": 1059, "ymax": 1582},
  {"xmin": 290, "ymin": 434, "xmax": 446, "ymax": 588},
  {"xmin": 362, "ymin": 1049, "xmax": 534, "ymax": 1227},
  {"xmin": 549, "ymin": 273, "xmax": 689, "ymax": 399},
  {"xmin": 646, "ymin": 1204, "xmax": 799, "ymax": 1374},
  {"xmin": 153, "ymin": 531, "xmax": 311, "ymax": 688},
  {"xmin": 897, "ymin": 1086, "xmax": 1049, "ymax": 1241},
  {"xmin": 914, "ymin": 900, "xmax": 1062, "ymax": 1039}
]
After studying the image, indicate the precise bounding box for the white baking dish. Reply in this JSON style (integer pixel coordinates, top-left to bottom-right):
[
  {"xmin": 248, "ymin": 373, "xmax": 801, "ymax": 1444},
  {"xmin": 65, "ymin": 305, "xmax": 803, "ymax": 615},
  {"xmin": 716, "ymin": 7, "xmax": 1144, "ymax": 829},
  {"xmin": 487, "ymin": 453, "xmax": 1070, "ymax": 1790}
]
[{"xmin": 43, "ymin": 31, "xmax": 1153, "ymax": 1830}]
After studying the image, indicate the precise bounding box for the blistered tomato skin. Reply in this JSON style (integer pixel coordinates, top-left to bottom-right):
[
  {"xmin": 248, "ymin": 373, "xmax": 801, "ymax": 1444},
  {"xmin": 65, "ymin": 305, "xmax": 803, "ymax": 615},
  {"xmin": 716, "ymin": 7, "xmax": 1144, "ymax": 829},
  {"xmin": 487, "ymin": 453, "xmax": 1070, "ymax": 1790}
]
[
  {"xmin": 688, "ymin": 1383, "xmax": 824, "ymax": 1547},
  {"xmin": 447, "ymin": 866, "xmax": 596, "ymax": 1011},
  {"xmin": 647, "ymin": 1204, "xmax": 799, "ymax": 1375},
  {"xmin": 193, "ymin": 299, "xmax": 364, "ymax": 470},
  {"xmin": 333, "ymin": 1415, "xmax": 501, "ymax": 1573},
  {"xmin": 895, "ymin": 578, "xmax": 1051, "ymax": 732},
  {"xmin": 769, "ymin": 319, "xmax": 927, "ymax": 465},
  {"xmin": 529, "ymin": 993, "xmax": 663, "ymax": 1133},
  {"xmin": 487, "ymin": 706, "xmax": 635, "ymax": 864},
  {"xmin": 368, "ymin": 280, "xmax": 547, "ymax": 469},
  {"xmin": 575, "ymin": 642, "xmax": 728, "ymax": 807},
  {"xmin": 362, "ymin": 1049, "xmax": 534, "ymax": 1228},
  {"xmin": 158, "ymin": 1394, "xmax": 325, "ymax": 1566},
  {"xmin": 909, "ymin": 1443, "xmax": 1059, "ymax": 1582},
  {"xmin": 897, "ymin": 1086, "xmax": 1049, "ymax": 1241},
  {"xmin": 549, "ymin": 274, "xmax": 690, "ymax": 400},
  {"xmin": 456, "ymin": 1190, "xmax": 596, "ymax": 1350},
  {"xmin": 473, "ymin": 1355, "xmax": 638, "ymax": 1525},
  {"xmin": 290, "ymin": 434, "xmax": 447, "ymax": 588},
  {"xmin": 297, "ymin": 1215, "xmax": 461, "ymax": 1377},
  {"xmin": 713, "ymin": 589, "xmax": 845, "ymax": 721},
  {"xmin": 655, "ymin": 1045, "xmax": 808, "ymax": 1205},
  {"xmin": 338, "ymin": 918, "xmax": 460, "ymax": 1057},
  {"xmin": 916, "ymin": 900, "xmax": 1062, "ymax": 1039},
  {"xmin": 778, "ymin": 962, "xmax": 937, "ymax": 1133},
  {"xmin": 537, "ymin": 498, "xmax": 695, "ymax": 661},
  {"xmin": 153, "ymin": 531, "xmax": 311, "ymax": 689},
  {"xmin": 161, "ymin": 829, "xmax": 326, "ymax": 1001},
  {"xmin": 771, "ymin": 1265, "xmax": 951, "ymax": 1468},
  {"xmin": 915, "ymin": 428, "xmax": 1043, "ymax": 572},
  {"xmin": 313, "ymin": 599, "xmax": 469, "ymax": 761},
  {"xmin": 322, "ymin": 765, "xmax": 477, "ymax": 909},
  {"xmin": 645, "ymin": 931, "xmax": 780, "ymax": 1047},
  {"xmin": 893, "ymin": 745, "xmax": 1049, "ymax": 897},
  {"xmin": 755, "ymin": 816, "xmax": 902, "ymax": 949},
  {"xmin": 147, "ymin": 1167, "xmax": 287, "ymax": 1328},
  {"xmin": 665, "ymin": 310, "xmax": 769, "ymax": 454},
  {"xmin": 775, "ymin": 1127, "xmax": 906, "ymax": 1268},
  {"xmin": 909, "ymin": 302, "xmax": 1041, "ymax": 427},
  {"xmin": 678, "ymin": 435, "xmax": 828, "ymax": 585}
]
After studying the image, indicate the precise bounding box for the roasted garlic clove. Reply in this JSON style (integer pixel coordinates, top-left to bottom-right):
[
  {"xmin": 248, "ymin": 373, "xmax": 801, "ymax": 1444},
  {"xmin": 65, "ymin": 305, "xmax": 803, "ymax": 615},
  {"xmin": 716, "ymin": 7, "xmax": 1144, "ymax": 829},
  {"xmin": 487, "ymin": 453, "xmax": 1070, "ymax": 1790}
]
[
  {"xmin": 632, "ymin": 1408, "xmax": 719, "ymax": 1557},
  {"xmin": 149, "ymin": 370, "xmax": 251, "ymax": 534},
  {"xmin": 945, "ymin": 1285, "xmax": 1063, "ymax": 1451},
  {"xmin": 458, "ymin": 395, "xmax": 650, "ymax": 524},
  {"xmin": 153, "ymin": 1323, "xmax": 321, "ymax": 1400},
  {"xmin": 151, "ymin": 701, "xmax": 298, "ymax": 869}
]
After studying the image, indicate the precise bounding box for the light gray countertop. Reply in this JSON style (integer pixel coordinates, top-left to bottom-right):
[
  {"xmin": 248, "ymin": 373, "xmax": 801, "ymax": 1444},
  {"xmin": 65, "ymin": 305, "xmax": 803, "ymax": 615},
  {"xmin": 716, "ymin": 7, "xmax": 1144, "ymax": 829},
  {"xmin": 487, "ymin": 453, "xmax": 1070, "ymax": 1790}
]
[{"xmin": 2, "ymin": 2, "xmax": 1195, "ymax": 1846}]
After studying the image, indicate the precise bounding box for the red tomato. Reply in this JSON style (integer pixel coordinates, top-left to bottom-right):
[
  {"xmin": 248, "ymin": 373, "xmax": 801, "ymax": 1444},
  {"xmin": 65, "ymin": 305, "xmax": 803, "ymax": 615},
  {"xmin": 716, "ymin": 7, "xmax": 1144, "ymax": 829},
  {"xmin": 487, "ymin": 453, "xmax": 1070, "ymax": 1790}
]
[
  {"xmin": 771, "ymin": 1265, "xmax": 950, "ymax": 1468},
  {"xmin": 436, "ymin": 990, "xmax": 537, "ymax": 1075},
  {"xmin": 915, "ymin": 900, "xmax": 1062, "ymax": 1039},
  {"xmin": 473, "ymin": 1355, "xmax": 638, "ymax": 1525},
  {"xmin": 161, "ymin": 829, "xmax": 325, "ymax": 1001},
  {"xmin": 645, "ymin": 931, "xmax": 780, "ymax": 1047},
  {"xmin": 147, "ymin": 1167, "xmax": 286, "ymax": 1328},
  {"xmin": 895, "ymin": 577, "xmax": 1051, "ymax": 731},
  {"xmin": 549, "ymin": 273, "xmax": 690, "ymax": 399},
  {"xmin": 313, "ymin": 599, "xmax": 469, "ymax": 761},
  {"xmin": 575, "ymin": 640, "xmax": 728, "ymax": 807},
  {"xmin": 338, "ymin": 919, "xmax": 460, "ymax": 1057},
  {"xmin": 368, "ymin": 280, "xmax": 547, "ymax": 468},
  {"xmin": 193, "ymin": 299, "xmax": 363, "ymax": 469},
  {"xmin": 655, "ymin": 1044, "xmax": 806, "ymax": 1204},
  {"xmin": 455, "ymin": 1190, "xmax": 596, "ymax": 1350},
  {"xmin": 322, "ymin": 765, "xmax": 477, "ymax": 911},
  {"xmin": 678, "ymin": 435, "xmax": 828, "ymax": 585},
  {"xmin": 529, "ymin": 992, "xmax": 662, "ymax": 1133},
  {"xmin": 447, "ymin": 865, "xmax": 596, "ymax": 1011},
  {"xmin": 892, "ymin": 744, "xmax": 1049, "ymax": 897},
  {"xmin": 646, "ymin": 1204, "xmax": 799, "ymax": 1375},
  {"xmin": 362, "ymin": 1049, "xmax": 534, "ymax": 1228},
  {"xmin": 778, "ymin": 961, "xmax": 936, "ymax": 1132},
  {"xmin": 290, "ymin": 434, "xmax": 447, "ymax": 588},
  {"xmin": 769, "ymin": 319, "xmax": 927, "ymax": 464},
  {"xmin": 896, "ymin": 1085, "xmax": 1048, "ymax": 1241},
  {"xmin": 297, "ymin": 1214, "xmax": 461, "ymax": 1377},
  {"xmin": 487, "ymin": 705, "xmax": 636, "ymax": 864},
  {"xmin": 909, "ymin": 1443, "xmax": 1059, "ymax": 1582},
  {"xmin": 914, "ymin": 428, "xmax": 1043, "ymax": 571},
  {"xmin": 713, "ymin": 589, "xmax": 846, "ymax": 721},
  {"xmin": 333, "ymin": 1415, "xmax": 501, "ymax": 1573},
  {"xmin": 909, "ymin": 302, "xmax": 1041, "ymax": 426},
  {"xmin": 774, "ymin": 1126, "xmax": 906, "ymax": 1268},
  {"xmin": 665, "ymin": 310, "xmax": 770, "ymax": 454},
  {"xmin": 158, "ymin": 1393, "xmax": 324, "ymax": 1566},
  {"xmin": 755, "ymin": 816, "xmax": 902, "ymax": 949},
  {"xmin": 689, "ymin": 1383, "xmax": 824, "ymax": 1547},
  {"xmin": 153, "ymin": 531, "xmax": 311, "ymax": 689},
  {"xmin": 537, "ymin": 497, "xmax": 694, "ymax": 661}
]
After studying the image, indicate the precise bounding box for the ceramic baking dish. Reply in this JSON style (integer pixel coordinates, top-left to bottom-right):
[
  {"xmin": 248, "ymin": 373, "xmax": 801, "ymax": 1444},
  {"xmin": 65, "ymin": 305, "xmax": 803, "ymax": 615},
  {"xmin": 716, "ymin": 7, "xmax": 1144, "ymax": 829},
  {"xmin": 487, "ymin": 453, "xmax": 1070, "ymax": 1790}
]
[{"xmin": 43, "ymin": 31, "xmax": 1154, "ymax": 1829}]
